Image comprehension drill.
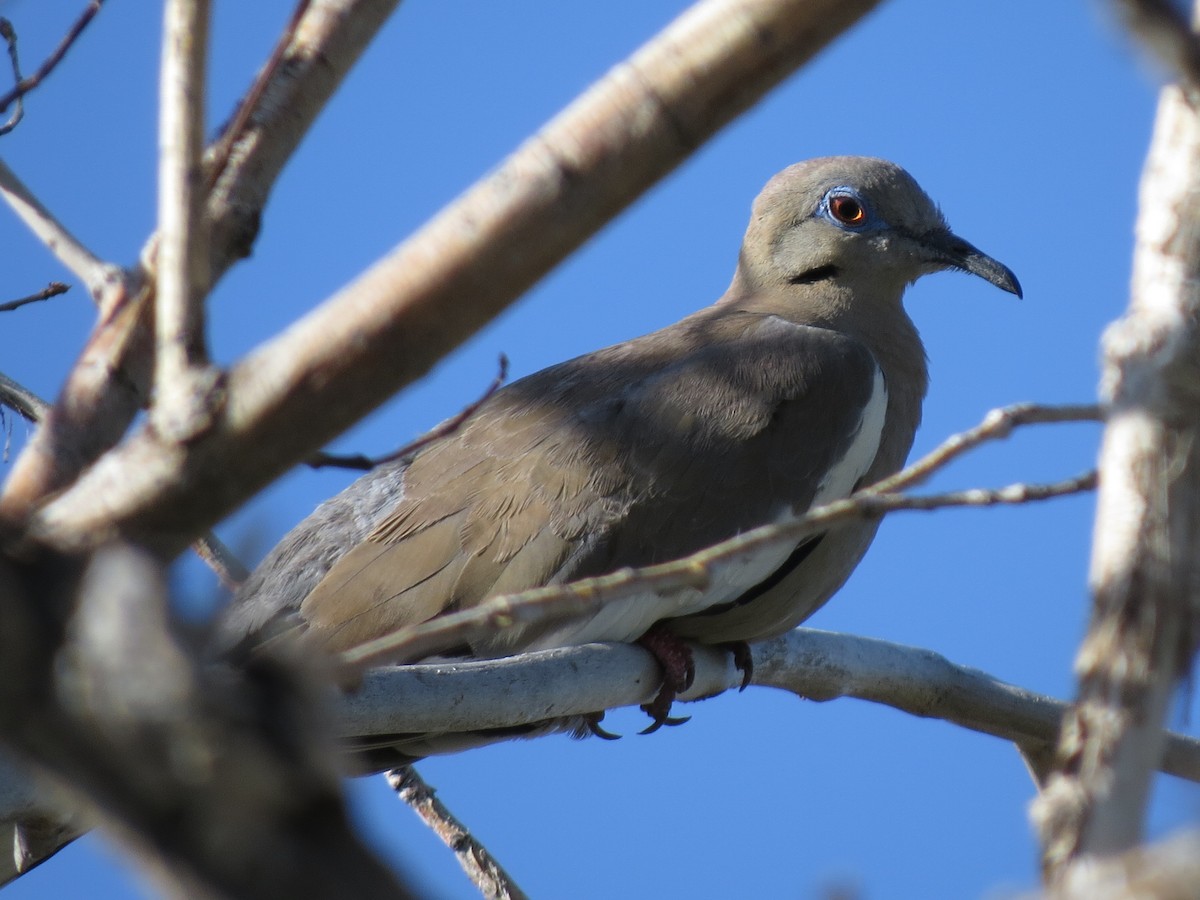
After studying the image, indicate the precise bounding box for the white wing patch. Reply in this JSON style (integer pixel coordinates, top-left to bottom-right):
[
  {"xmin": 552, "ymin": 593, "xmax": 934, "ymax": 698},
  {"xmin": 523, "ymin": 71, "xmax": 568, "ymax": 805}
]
[
  {"xmin": 813, "ymin": 364, "xmax": 887, "ymax": 506},
  {"xmin": 523, "ymin": 362, "xmax": 889, "ymax": 649}
]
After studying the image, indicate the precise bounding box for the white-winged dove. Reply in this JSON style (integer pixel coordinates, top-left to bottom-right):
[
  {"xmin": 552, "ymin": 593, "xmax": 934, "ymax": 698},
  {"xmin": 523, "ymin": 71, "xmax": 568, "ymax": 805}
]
[{"xmin": 222, "ymin": 156, "xmax": 1020, "ymax": 752}]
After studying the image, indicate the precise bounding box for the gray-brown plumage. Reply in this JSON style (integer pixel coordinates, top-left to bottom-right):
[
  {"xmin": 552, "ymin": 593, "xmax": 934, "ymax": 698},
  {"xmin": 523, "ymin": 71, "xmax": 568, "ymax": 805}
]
[{"xmin": 222, "ymin": 157, "xmax": 1019, "ymax": 749}]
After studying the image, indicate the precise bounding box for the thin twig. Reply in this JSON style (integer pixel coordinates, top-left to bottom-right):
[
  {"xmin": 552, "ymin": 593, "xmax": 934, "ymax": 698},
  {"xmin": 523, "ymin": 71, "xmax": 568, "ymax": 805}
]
[
  {"xmin": 0, "ymin": 159, "xmax": 120, "ymax": 299},
  {"xmin": 0, "ymin": 282, "xmax": 69, "ymax": 313},
  {"xmin": 870, "ymin": 402, "xmax": 1103, "ymax": 495},
  {"xmin": 191, "ymin": 533, "xmax": 250, "ymax": 591},
  {"xmin": 1033, "ymin": 14, "xmax": 1200, "ymax": 877},
  {"xmin": 0, "ymin": 18, "xmax": 21, "ymax": 135},
  {"xmin": 338, "ymin": 399, "xmax": 1099, "ymax": 671},
  {"xmin": 0, "ymin": 2, "xmax": 105, "ymax": 121},
  {"xmin": 386, "ymin": 766, "xmax": 529, "ymax": 900},
  {"xmin": 309, "ymin": 354, "xmax": 509, "ymax": 471}
]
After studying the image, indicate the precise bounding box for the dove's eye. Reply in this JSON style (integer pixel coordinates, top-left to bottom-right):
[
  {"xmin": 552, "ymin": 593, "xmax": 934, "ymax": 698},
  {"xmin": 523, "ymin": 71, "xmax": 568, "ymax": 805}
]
[
  {"xmin": 818, "ymin": 186, "xmax": 877, "ymax": 231},
  {"xmin": 829, "ymin": 194, "xmax": 866, "ymax": 226}
]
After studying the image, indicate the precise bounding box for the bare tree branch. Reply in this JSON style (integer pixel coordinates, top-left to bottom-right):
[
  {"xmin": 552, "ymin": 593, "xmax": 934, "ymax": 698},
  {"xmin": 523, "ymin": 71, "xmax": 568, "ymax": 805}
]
[
  {"xmin": 0, "ymin": 370, "xmax": 246, "ymax": 592},
  {"xmin": 0, "ymin": 2, "xmax": 105, "ymax": 125},
  {"xmin": 191, "ymin": 532, "xmax": 250, "ymax": 591},
  {"xmin": 0, "ymin": 281, "xmax": 70, "ymax": 313},
  {"xmin": 869, "ymin": 402, "xmax": 1102, "ymax": 495},
  {"xmin": 1028, "ymin": 830, "xmax": 1200, "ymax": 899},
  {"xmin": 387, "ymin": 766, "xmax": 529, "ymax": 900},
  {"xmin": 340, "ymin": 472, "xmax": 1094, "ymax": 672},
  {"xmin": 1033, "ymin": 4, "xmax": 1200, "ymax": 879},
  {"xmin": 0, "ymin": 0, "xmax": 406, "ymax": 522},
  {"xmin": 323, "ymin": 633, "xmax": 1200, "ymax": 784},
  {"xmin": 8, "ymin": 628, "xmax": 1198, "ymax": 889},
  {"xmin": 0, "ymin": 276, "xmax": 151, "ymax": 521},
  {"xmin": 203, "ymin": 0, "xmax": 312, "ymax": 191},
  {"xmin": 0, "ymin": 18, "xmax": 19, "ymax": 135},
  {"xmin": 0, "ymin": 160, "xmax": 122, "ymax": 299},
  {"xmin": 0, "ymin": 21, "xmax": 13, "ymax": 73},
  {"xmin": 200, "ymin": 0, "xmax": 403, "ymax": 289},
  {"xmin": 152, "ymin": 0, "xmax": 222, "ymax": 442},
  {"xmin": 0, "ymin": 372, "xmax": 48, "ymax": 423},
  {"xmin": 0, "ymin": 149, "xmax": 146, "ymax": 524},
  {"xmin": 1112, "ymin": 0, "xmax": 1200, "ymax": 92},
  {"xmin": 0, "ymin": 543, "xmax": 415, "ymax": 897}
]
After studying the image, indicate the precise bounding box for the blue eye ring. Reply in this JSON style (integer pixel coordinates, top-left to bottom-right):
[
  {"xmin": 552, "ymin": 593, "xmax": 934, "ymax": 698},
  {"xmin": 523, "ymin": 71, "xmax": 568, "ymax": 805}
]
[{"xmin": 818, "ymin": 186, "xmax": 872, "ymax": 229}]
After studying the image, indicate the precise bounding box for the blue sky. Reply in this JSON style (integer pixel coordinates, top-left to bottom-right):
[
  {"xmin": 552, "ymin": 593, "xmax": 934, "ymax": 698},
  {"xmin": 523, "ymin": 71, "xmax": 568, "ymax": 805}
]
[{"xmin": 1, "ymin": 1, "xmax": 1192, "ymax": 897}]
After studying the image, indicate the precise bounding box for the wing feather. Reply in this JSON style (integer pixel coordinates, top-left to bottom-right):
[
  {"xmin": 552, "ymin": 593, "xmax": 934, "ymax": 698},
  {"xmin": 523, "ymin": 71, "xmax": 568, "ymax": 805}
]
[{"xmin": 299, "ymin": 302, "xmax": 883, "ymax": 654}]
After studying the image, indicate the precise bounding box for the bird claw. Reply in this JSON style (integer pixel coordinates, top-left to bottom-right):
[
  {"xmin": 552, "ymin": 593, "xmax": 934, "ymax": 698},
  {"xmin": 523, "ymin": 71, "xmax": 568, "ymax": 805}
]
[
  {"xmin": 585, "ymin": 712, "xmax": 622, "ymax": 741},
  {"xmin": 721, "ymin": 640, "xmax": 754, "ymax": 691},
  {"xmin": 591, "ymin": 629, "xmax": 742, "ymax": 737},
  {"xmin": 638, "ymin": 675, "xmax": 693, "ymax": 733},
  {"xmin": 636, "ymin": 625, "xmax": 697, "ymax": 734},
  {"xmin": 638, "ymin": 709, "xmax": 691, "ymax": 735}
]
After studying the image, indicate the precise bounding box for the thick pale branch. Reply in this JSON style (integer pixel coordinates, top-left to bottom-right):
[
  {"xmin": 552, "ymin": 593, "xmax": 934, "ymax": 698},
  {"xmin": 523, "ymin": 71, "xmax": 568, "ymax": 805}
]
[
  {"xmin": 0, "ymin": 371, "xmax": 245, "ymax": 591},
  {"xmin": 201, "ymin": 0, "xmax": 312, "ymax": 192},
  {"xmin": 1033, "ymin": 17, "xmax": 1200, "ymax": 880},
  {"xmin": 152, "ymin": 0, "xmax": 220, "ymax": 441},
  {"xmin": 1052, "ymin": 829, "xmax": 1200, "ymax": 899},
  {"xmin": 27, "ymin": 0, "xmax": 884, "ymax": 556},
  {"xmin": 16, "ymin": 627, "xmax": 1196, "ymax": 887},
  {"xmin": 330, "ymin": 632, "xmax": 1200, "ymax": 785},
  {"xmin": 200, "ymin": 0, "xmax": 404, "ymax": 290}
]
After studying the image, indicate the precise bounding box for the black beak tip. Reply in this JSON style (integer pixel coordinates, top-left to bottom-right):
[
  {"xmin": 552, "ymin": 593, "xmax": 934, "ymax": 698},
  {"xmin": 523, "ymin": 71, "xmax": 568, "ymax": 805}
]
[{"xmin": 999, "ymin": 266, "xmax": 1023, "ymax": 300}]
